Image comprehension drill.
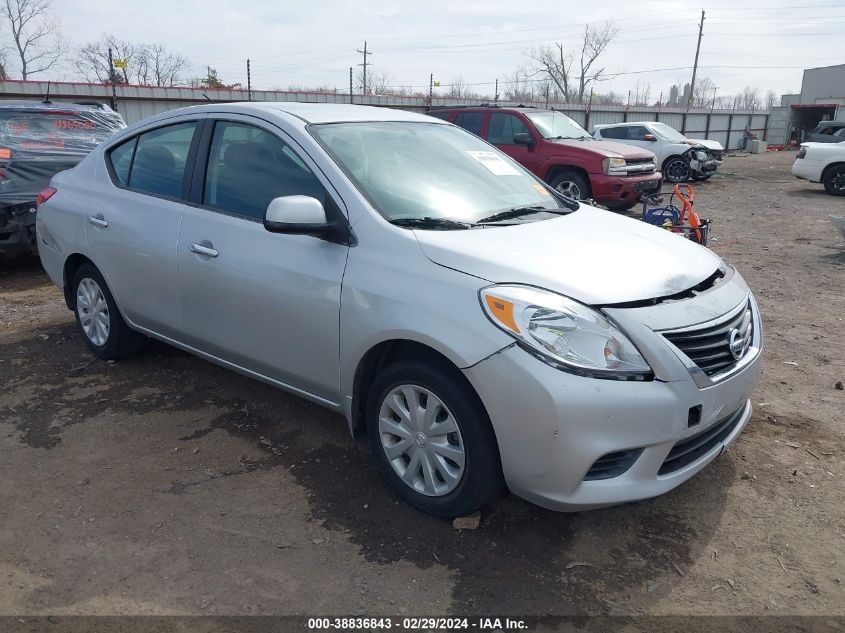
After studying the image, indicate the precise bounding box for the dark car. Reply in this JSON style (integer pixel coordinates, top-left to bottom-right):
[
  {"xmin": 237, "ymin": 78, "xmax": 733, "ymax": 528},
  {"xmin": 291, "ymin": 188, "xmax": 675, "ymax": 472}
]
[
  {"xmin": 805, "ymin": 121, "xmax": 845, "ymax": 143},
  {"xmin": 0, "ymin": 101, "xmax": 125, "ymax": 255},
  {"xmin": 430, "ymin": 106, "xmax": 662, "ymax": 210}
]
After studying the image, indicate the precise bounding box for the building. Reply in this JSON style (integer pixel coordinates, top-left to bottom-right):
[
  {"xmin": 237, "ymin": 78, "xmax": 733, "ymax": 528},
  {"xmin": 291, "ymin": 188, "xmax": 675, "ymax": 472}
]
[{"xmin": 768, "ymin": 64, "xmax": 845, "ymax": 147}]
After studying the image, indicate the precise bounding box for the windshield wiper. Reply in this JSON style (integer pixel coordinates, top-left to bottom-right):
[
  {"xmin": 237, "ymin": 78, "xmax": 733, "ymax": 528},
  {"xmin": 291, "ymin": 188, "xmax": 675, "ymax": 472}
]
[
  {"xmin": 477, "ymin": 205, "xmax": 572, "ymax": 224},
  {"xmin": 389, "ymin": 217, "xmax": 475, "ymax": 230}
]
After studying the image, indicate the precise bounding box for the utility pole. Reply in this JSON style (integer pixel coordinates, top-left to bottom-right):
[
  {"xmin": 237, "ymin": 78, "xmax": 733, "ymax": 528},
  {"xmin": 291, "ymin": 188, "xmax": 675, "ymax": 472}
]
[
  {"xmin": 428, "ymin": 73, "xmax": 434, "ymax": 110},
  {"xmin": 247, "ymin": 59, "xmax": 252, "ymax": 101},
  {"xmin": 494, "ymin": 79, "xmax": 499, "ymax": 103},
  {"xmin": 107, "ymin": 47, "xmax": 118, "ymax": 112},
  {"xmin": 688, "ymin": 10, "xmax": 705, "ymax": 109},
  {"xmin": 357, "ymin": 41, "xmax": 372, "ymax": 95},
  {"xmin": 349, "ymin": 67, "xmax": 353, "ymax": 104}
]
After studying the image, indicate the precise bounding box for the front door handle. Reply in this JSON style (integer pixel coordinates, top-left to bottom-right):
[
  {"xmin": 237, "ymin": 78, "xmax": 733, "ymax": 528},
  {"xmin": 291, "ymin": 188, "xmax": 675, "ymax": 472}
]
[
  {"xmin": 189, "ymin": 242, "xmax": 219, "ymax": 258},
  {"xmin": 87, "ymin": 214, "xmax": 108, "ymax": 228}
]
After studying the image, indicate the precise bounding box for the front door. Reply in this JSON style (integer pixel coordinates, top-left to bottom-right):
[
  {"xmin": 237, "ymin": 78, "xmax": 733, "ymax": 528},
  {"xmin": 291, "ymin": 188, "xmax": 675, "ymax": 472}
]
[{"xmin": 177, "ymin": 117, "xmax": 348, "ymax": 404}]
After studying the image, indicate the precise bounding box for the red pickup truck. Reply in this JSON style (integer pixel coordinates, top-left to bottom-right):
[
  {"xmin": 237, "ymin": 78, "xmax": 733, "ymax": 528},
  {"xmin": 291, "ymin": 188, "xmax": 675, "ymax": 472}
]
[{"xmin": 431, "ymin": 106, "xmax": 662, "ymax": 210}]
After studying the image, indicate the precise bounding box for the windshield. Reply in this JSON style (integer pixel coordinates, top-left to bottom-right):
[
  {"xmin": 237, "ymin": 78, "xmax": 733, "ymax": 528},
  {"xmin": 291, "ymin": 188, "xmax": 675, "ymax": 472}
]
[
  {"xmin": 650, "ymin": 122, "xmax": 687, "ymax": 142},
  {"xmin": 524, "ymin": 111, "xmax": 590, "ymax": 140},
  {"xmin": 311, "ymin": 121, "xmax": 570, "ymax": 223}
]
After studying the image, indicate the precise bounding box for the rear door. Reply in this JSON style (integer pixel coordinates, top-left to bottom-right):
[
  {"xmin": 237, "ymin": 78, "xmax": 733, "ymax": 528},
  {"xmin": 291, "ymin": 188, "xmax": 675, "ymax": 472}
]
[
  {"xmin": 177, "ymin": 115, "xmax": 349, "ymax": 403},
  {"xmin": 86, "ymin": 118, "xmax": 203, "ymax": 337},
  {"xmin": 485, "ymin": 112, "xmax": 541, "ymax": 173}
]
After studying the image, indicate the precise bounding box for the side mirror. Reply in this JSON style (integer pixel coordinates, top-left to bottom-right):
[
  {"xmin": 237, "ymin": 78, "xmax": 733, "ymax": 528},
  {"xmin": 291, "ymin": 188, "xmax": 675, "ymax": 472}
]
[
  {"xmin": 643, "ymin": 134, "xmax": 657, "ymax": 142},
  {"xmin": 263, "ymin": 195, "xmax": 349, "ymax": 244},
  {"xmin": 513, "ymin": 132, "xmax": 535, "ymax": 146}
]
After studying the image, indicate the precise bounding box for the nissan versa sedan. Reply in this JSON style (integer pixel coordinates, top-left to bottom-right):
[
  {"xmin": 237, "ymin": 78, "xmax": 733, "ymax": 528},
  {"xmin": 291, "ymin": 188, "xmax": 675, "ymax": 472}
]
[{"xmin": 36, "ymin": 103, "xmax": 762, "ymax": 517}]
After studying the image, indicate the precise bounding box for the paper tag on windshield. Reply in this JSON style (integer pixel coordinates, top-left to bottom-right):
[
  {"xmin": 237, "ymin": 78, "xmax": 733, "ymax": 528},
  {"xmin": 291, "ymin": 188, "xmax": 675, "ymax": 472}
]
[{"xmin": 466, "ymin": 151, "xmax": 520, "ymax": 176}]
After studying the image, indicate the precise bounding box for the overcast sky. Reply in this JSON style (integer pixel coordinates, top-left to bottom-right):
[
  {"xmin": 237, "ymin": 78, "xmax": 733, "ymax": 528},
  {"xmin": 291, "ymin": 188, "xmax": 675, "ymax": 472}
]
[{"xmin": 39, "ymin": 0, "xmax": 845, "ymax": 100}]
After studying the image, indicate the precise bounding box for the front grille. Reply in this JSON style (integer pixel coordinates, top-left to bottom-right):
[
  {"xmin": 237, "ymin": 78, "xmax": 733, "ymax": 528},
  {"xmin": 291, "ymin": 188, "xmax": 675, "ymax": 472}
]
[
  {"xmin": 658, "ymin": 405, "xmax": 745, "ymax": 475},
  {"xmin": 625, "ymin": 158, "xmax": 655, "ymax": 176},
  {"xmin": 661, "ymin": 301, "xmax": 753, "ymax": 377},
  {"xmin": 584, "ymin": 448, "xmax": 643, "ymax": 481}
]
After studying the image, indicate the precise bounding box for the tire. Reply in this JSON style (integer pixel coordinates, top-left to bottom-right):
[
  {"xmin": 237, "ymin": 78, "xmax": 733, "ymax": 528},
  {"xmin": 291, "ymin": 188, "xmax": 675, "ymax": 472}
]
[
  {"xmin": 365, "ymin": 360, "xmax": 503, "ymax": 517},
  {"xmin": 71, "ymin": 262, "xmax": 144, "ymax": 360},
  {"xmin": 549, "ymin": 170, "xmax": 591, "ymax": 200},
  {"xmin": 822, "ymin": 165, "xmax": 845, "ymax": 196},
  {"xmin": 663, "ymin": 156, "xmax": 691, "ymax": 183},
  {"xmin": 606, "ymin": 200, "xmax": 639, "ymax": 212}
]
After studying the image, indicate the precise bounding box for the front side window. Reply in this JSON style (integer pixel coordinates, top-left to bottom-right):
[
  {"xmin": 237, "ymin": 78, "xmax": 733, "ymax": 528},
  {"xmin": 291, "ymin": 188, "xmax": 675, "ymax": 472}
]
[
  {"xmin": 312, "ymin": 121, "xmax": 571, "ymax": 223},
  {"xmin": 203, "ymin": 121, "xmax": 326, "ymax": 220},
  {"xmin": 626, "ymin": 125, "xmax": 651, "ymax": 141},
  {"xmin": 127, "ymin": 122, "xmax": 197, "ymax": 198},
  {"xmin": 487, "ymin": 113, "xmax": 530, "ymax": 145},
  {"xmin": 454, "ymin": 112, "xmax": 484, "ymax": 136},
  {"xmin": 650, "ymin": 122, "xmax": 687, "ymax": 142}
]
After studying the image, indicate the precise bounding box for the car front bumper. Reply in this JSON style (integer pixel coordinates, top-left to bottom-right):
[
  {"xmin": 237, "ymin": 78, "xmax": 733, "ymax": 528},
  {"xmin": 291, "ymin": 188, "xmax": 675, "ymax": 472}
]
[
  {"xmin": 589, "ymin": 172, "xmax": 663, "ymax": 207},
  {"xmin": 463, "ymin": 271, "xmax": 763, "ymax": 511}
]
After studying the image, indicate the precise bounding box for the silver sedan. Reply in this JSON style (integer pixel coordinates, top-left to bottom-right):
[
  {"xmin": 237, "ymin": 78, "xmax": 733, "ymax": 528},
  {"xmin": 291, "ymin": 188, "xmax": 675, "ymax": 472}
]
[{"xmin": 36, "ymin": 103, "xmax": 762, "ymax": 516}]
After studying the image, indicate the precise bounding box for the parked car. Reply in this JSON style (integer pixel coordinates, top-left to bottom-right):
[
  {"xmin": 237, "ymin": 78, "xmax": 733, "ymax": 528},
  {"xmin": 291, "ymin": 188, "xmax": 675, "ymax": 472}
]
[
  {"xmin": 431, "ymin": 106, "xmax": 661, "ymax": 210},
  {"xmin": 593, "ymin": 121, "xmax": 722, "ymax": 183},
  {"xmin": 0, "ymin": 101, "xmax": 125, "ymax": 256},
  {"xmin": 805, "ymin": 121, "xmax": 845, "ymax": 143},
  {"xmin": 792, "ymin": 141, "xmax": 845, "ymax": 196},
  {"xmin": 37, "ymin": 103, "xmax": 762, "ymax": 517}
]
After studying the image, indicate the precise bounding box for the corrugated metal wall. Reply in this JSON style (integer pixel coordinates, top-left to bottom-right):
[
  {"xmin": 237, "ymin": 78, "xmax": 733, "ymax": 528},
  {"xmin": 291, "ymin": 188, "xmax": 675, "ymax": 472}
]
[{"xmin": 0, "ymin": 79, "xmax": 769, "ymax": 149}]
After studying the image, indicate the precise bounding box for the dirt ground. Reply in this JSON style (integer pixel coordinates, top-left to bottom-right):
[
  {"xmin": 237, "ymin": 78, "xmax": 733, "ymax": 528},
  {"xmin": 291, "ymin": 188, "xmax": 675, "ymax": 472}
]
[{"xmin": 0, "ymin": 150, "xmax": 843, "ymax": 619}]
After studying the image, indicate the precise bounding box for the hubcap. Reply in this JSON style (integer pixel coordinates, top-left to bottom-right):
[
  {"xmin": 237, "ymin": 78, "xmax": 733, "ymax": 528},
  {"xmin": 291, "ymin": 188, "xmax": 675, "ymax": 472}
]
[
  {"xmin": 76, "ymin": 277, "xmax": 110, "ymax": 347},
  {"xmin": 832, "ymin": 171, "xmax": 845, "ymax": 191},
  {"xmin": 378, "ymin": 384, "xmax": 466, "ymax": 497},
  {"xmin": 666, "ymin": 160, "xmax": 689, "ymax": 182},
  {"xmin": 555, "ymin": 180, "xmax": 582, "ymax": 199}
]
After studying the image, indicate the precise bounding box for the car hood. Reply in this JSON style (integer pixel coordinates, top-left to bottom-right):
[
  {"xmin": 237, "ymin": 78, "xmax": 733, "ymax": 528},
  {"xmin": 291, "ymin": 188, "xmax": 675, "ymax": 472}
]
[
  {"xmin": 413, "ymin": 205, "xmax": 722, "ymax": 305},
  {"xmin": 549, "ymin": 138, "xmax": 655, "ymax": 161},
  {"xmin": 687, "ymin": 138, "xmax": 724, "ymax": 151}
]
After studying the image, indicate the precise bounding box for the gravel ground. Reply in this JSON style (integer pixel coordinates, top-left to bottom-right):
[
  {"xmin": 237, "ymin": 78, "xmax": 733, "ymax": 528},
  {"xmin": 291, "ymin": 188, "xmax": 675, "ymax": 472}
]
[{"xmin": 0, "ymin": 150, "xmax": 843, "ymax": 618}]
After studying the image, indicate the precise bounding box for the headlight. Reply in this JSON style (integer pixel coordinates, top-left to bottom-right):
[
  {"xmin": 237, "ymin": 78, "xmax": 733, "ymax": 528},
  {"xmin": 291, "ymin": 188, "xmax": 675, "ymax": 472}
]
[
  {"xmin": 480, "ymin": 285, "xmax": 651, "ymax": 379},
  {"xmin": 603, "ymin": 157, "xmax": 627, "ymax": 175},
  {"xmin": 695, "ymin": 150, "xmax": 708, "ymax": 161}
]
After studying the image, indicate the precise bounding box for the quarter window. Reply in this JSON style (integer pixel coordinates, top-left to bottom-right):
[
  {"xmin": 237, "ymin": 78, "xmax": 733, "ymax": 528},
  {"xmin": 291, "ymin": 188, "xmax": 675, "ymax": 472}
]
[
  {"xmin": 487, "ymin": 113, "xmax": 530, "ymax": 145},
  {"xmin": 127, "ymin": 122, "xmax": 197, "ymax": 198},
  {"xmin": 202, "ymin": 121, "xmax": 327, "ymax": 220},
  {"xmin": 108, "ymin": 137, "xmax": 136, "ymax": 186},
  {"xmin": 453, "ymin": 112, "xmax": 484, "ymax": 136}
]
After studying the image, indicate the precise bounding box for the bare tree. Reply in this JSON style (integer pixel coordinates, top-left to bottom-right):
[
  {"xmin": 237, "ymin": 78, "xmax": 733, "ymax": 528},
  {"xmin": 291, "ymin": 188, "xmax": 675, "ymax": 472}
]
[
  {"xmin": 765, "ymin": 89, "xmax": 778, "ymax": 110},
  {"xmin": 76, "ymin": 34, "xmax": 189, "ymax": 86},
  {"xmin": 528, "ymin": 21, "xmax": 617, "ymax": 102},
  {"xmin": 692, "ymin": 76, "xmax": 717, "ymax": 108},
  {"xmin": 446, "ymin": 75, "xmax": 483, "ymax": 99},
  {"xmin": 740, "ymin": 86, "xmax": 761, "ymax": 110},
  {"xmin": 503, "ymin": 66, "xmax": 538, "ymax": 102},
  {"xmin": 1, "ymin": 0, "xmax": 64, "ymax": 79},
  {"xmin": 630, "ymin": 81, "xmax": 651, "ymax": 106}
]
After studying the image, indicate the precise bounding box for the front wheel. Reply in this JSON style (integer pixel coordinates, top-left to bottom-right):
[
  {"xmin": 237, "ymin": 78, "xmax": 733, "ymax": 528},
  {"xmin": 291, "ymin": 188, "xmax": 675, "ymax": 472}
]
[
  {"xmin": 663, "ymin": 157, "xmax": 691, "ymax": 183},
  {"xmin": 366, "ymin": 360, "xmax": 503, "ymax": 517},
  {"xmin": 549, "ymin": 171, "xmax": 591, "ymax": 201},
  {"xmin": 823, "ymin": 165, "xmax": 845, "ymax": 196},
  {"xmin": 72, "ymin": 263, "xmax": 144, "ymax": 359}
]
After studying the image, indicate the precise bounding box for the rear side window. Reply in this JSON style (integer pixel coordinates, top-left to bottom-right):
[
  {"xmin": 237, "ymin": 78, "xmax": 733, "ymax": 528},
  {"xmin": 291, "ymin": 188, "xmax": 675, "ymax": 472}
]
[
  {"xmin": 108, "ymin": 137, "xmax": 136, "ymax": 185},
  {"xmin": 598, "ymin": 126, "xmax": 627, "ymax": 139},
  {"xmin": 454, "ymin": 112, "xmax": 483, "ymax": 136},
  {"xmin": 487, "ymin": 113, "xmax": 530, "ymax": 145},
  {"xmin": 127, "ymin": 122, "xmax": 197, "ymax": 199},
  {"xmin": 202, "ymin": 121, "xmax": 327, "ymax": 221}
]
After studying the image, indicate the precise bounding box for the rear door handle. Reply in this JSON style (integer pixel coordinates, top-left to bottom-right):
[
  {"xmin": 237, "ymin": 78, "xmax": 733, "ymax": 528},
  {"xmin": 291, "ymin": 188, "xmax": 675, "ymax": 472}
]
[
  {"xmin": 87, "ymin": 215, "xmax": 108, "ymax": 228},
  {"xmin": 189, "ymin": 242, "xmax": 219, "ymax": 258}
]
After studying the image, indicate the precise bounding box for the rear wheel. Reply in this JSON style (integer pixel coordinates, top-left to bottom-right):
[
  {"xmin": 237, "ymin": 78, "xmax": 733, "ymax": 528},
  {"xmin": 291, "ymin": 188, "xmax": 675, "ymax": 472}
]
[
  {"xmin": 663, "ymin": 156, "xmax": 691, "ymax": 183},
  {"xmin": 72, "ymin": 263, "xmax": 144, "ymax": 359},
  {"xmin": 549, "ymin": 171, "xmax": 591, "ymax": 201},
  {"xmin": 366, "ymin": 360, "xmax": 503, "ymax": 517},
  {"xmin": 823, "ymin": 165, "xmax": 845, "ymax": 196}
]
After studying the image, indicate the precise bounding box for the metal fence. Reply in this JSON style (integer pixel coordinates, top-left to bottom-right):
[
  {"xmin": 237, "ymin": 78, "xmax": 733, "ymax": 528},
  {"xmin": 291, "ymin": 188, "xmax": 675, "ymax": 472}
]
[{"xmin": 0, "ymin": 79, "xmax": 770, "ymax": 149}]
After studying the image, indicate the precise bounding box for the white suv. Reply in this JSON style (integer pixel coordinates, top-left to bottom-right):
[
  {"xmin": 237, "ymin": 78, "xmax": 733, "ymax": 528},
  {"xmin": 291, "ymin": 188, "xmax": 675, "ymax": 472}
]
[
  {"xmin": 792, "ymin": 140, "xmax": 845, "ymax": 196},
  {"xmin": 593, "ymin": 121, "xmax": 723, "ymax": 183}
]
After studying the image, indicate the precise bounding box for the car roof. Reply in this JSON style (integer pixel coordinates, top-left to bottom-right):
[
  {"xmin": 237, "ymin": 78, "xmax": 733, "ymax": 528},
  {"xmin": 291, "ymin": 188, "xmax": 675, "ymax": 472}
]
[
  {"xmin": 594, "ymin": 121, "xmax": 658, "ymax": 128},
  {"xmin": 153, "ymin": 102, "xmax": 443, "ymax": 125},
  {"xmin": 434, "ymin": 106, "xmax": 548, "ymax": 113}
]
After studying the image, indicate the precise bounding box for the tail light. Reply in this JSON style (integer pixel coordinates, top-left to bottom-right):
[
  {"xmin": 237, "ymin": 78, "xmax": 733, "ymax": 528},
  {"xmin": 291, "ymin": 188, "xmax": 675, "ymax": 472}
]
[
  {"xmin": 796, "ymin": 147, "xmax": 806, "ymax": 159},
  {"xmin": 37, "ymin": 187, "xmax": 57, "ymax": 208}
]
